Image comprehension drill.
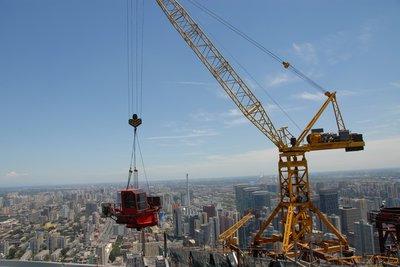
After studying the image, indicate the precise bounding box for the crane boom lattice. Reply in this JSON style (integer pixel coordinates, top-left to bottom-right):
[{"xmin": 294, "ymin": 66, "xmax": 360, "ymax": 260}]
[{"xmin": 157, "ymin": 0, "xmax": 284, "ymax": 149}]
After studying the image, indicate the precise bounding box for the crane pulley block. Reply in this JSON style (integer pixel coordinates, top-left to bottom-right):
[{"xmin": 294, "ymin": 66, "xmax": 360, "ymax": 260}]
[{"xmin": 129, "ymin": 114, "xmax": 142, "ymax": 128}]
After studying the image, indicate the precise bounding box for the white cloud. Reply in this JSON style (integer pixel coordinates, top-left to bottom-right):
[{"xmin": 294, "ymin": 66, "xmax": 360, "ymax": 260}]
[
  {"xmin": 146, "ymin": 129, "xmax": 219, "ymax": 141},
  {"xmin": 308, "ymin": 136, "xmax": 400, "ymax": 172},
  {"xmin": 224, "ymin": 117, "xmax": 248, "ymax": 128},
  {"xmin": 321, "ymin": 31, "xmax": 353, "ymax": 65},
  {"xmin": 146, "ymin": 136, "xmax": 400, "ymax": 180},
  {"xmin": 265, "ymin": 73, "xmax": 298, "ymax": 87},
  {"xmin": 190, "ymin": 110, "xmax": 216, "ymax": 122},
  {"xmin": 5, "ymin": 171, "xmax": 28, "ymax": 178},
  {"xmin": 391, "ymin": 82, "xmax": 400, "ymax": 88},
  {"xmin": 358, "ymin": 25, "xmax": 372, "ymax": 52},
  {"xmin": 6, "ymin": 171, "xmax": 18, "ymax": 177},
  {"xmin": 148, "ymin": 147, "xmax": 278, "ymax": 179},
  {"xmin": 292, "ymin": 42, "xmax": 318, "ymax": 64},
  {"xmin": 296, "ymin": 92, "xmax": 325, "ymax": 101},
  {"xmin": 1, "ymin": 171, "xmax": 29, "ymax": 182}
]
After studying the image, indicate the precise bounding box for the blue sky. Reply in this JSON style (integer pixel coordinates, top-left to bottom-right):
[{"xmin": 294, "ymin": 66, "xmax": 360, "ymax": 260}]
[{"xmin": 1, "ymin": 0, "xmax": 399, "ymax": 187}]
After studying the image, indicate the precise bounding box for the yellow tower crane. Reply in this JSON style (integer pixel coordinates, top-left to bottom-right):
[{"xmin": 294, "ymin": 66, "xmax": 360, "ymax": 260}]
[
  {"xmin": 155, "ymin": 0, "xmax": 364, "ymax": 264},
  {"xmin": 218, "ymin": 212, "xmax": 253, "ymax": 266}
]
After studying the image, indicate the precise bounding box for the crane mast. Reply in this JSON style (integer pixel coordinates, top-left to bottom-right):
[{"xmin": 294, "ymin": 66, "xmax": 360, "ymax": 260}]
[{"xmin": 157, "ymin": 0, "xmax": 364, "ymax": 263}]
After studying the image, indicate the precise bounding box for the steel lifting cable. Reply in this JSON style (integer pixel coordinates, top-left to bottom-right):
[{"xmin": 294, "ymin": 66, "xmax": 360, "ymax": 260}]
[
  {"xmin": 126, "ymin": 0, "xmax": 147, "ymax": 189},
  {"xmin": 126, "ymin": 127, "xmax": 137, "ymax": 189},
  {"xmin": 187, "ymin": 0, "xmax": 328, "ymax": 95},
  {"xmin": 136, "ymin": 134, "xmax": 151, "ymax": 193},
  {"xmin": 127, "ymin": 0, "xmax": 132, "ymax": 118},
  {"xmin": 139, "ymin": 0, "xmax": 145, "ymax": 116},
  {"xmin": 185, "ymin": 0, "xmax": 301, "ymax": 131},
  {"xmin": 203, "ymin": 28, "xmax": 303, "ymax": 132}
]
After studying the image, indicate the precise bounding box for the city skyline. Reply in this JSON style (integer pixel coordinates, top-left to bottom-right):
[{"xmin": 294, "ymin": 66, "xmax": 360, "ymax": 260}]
[
  {"xmin": 1, "ymin": 169, "xmax": 400, "ymax": 265},
  {"xmin": 1, "ymin": 0, "xmax": 399, "ymax": 187}
]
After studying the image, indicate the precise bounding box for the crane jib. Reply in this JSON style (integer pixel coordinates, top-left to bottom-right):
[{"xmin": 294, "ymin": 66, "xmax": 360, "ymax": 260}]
[{"xmin": 157, "ymin": 0, "xmax": 284, "ymax": 149}]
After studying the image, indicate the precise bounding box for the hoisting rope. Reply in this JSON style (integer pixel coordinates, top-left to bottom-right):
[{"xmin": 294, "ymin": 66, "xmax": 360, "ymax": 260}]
[
  {"xmin": 126, "ymin": 0, "xmax": 150, "ymax": 193},
  {"xmin": 127, "ymin": 0, "xmax": 145, "ymax": 118},
  {"xmin": 126, "ymin": 117, "xmax": 150, "ymax": 193},
  {"xmin": 126, "ymin": 126, "xmax": 138, "ymax": 189},
  {"xmin": 136, "ymin": 134, "xmax": 151, "ymax": 193},
  {"xmin": 187, "ymin": 0, "xmax": 327, "ymax": 95}
]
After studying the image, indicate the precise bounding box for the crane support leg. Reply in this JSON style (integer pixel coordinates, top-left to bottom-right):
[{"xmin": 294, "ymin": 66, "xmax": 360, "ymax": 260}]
[{"xmin": 254, "ymin": 152, "xmax": 350, "ymax": 263}]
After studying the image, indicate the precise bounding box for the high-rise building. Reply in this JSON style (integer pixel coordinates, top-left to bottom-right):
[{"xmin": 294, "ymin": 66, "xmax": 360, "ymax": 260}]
[
  {"xmin": 340, "ymin": 206, "xmax": 361, "ymax": 233},
  {"xmin": 85, "ymin": 202, "xmax": 98, "ymax": 217},
  {"xmin": 350, "ymin": 198, "xmax": 368, "ymax": 221},
  {"xmin": 189, "ymin": 215, "xmax": 200, "ymax": 238},
  {"xmin": 328, "ymin": 214, "xmax": 341, "ymax": 234},
  {"xmin": 252, "ymin": 191, "xmax": 271, "ymax": 212},
  {"xmin": 173, "ymin": 207, "xmax": 183, "ymax": 238},
  {"xmin": 200, "ymin": 223, "xmax": 212, "ymax": 246},
  {"xmin": 235, "ymin": 184, "xmax": 249, "ymax": 214},
  {"xmin": 48, "ymin": 233, "xmax": 60, "ymax": 251},
  {"xmin": 96, "ymin": 244, "xmax": 106, "ymax": 265},
  {"xmin": 113, "ymin": 224, "xmax": 127, "ymax": 236},
  {"xmin": 209, "ymin": 216, "xmax": 220, "ymax": 246},
  {"xmin": 354, "ymin": 220, "xmax": 375, "ymax": 256},
  {"xmin": 243, "ymin": 187, "xmax": 260, "ymax": 213},
  {"xmin": 126, "ymin": 253, "xmax": 143, "ymax": 267},
  {"xmin": 319, "ymin": 189, "xmax": 339, "ymax": 215},
  {"xmin": 201, "ymin": 211, "xmax": 208, "ymax": 224},
  {"xmin": 186, "ymin": 173, "xmax": 190, "ymax": 207},
  {"xmin": 61, "ymin": 204, "xmax": 69, "ymax": 219},
  {"xmin": 0, "ymin": 240, "xmax": 10, "ymax": 256},
  {"xmin": 203, "ymin": 204, "xmax": 216, "ymax": 218}
]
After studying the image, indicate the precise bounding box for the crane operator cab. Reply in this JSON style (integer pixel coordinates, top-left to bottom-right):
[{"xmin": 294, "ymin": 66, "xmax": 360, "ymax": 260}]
[{"xmin": 101, "ymin": 189, "xmax": 161, "ymax": 230}]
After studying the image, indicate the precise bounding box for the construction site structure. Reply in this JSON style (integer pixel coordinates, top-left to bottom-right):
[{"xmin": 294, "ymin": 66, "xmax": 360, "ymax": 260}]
[
  {"xmin": 370, "ymin": 208, "xmax": 400, "ymax": 258},
  {"xmin": 155, "ymin": 0, "xmax": 365, "ymax": 265},
  {"xmin": 218, "ymin": 212, "xmax": 254, "ymax": 266}
]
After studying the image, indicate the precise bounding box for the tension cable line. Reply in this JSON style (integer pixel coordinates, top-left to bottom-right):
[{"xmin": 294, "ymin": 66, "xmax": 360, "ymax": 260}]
[
  {"xmin": 126, "ymin": 0, "xmax": 148, "ymax": 190},
  {"xmin": 187, "ymin": 0, "xmax": 328, "ymax": 94}
]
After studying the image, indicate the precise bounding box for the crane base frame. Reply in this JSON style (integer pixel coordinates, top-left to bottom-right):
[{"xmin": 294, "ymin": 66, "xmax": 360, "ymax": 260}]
[{"xmin": 253, "ymin": 152, "xmax": 356, "ymax": 265}]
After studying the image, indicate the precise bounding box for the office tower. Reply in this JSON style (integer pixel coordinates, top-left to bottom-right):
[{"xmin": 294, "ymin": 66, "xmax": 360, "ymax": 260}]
[
  {"xmin": 340, "ymin": 206, "xmax": 361, "ymax": 233},
  {"xmin": 350, "ymin": 198, "xmax": 368, "ymax": 221},
  {"xmin": 243, "ymin": 187, "xmax": 260, "ymax": 213},
  {"xmin": 210, "ymin": 216, "xmax": 220, "ymax": 246},
  {"xmin": 238, "ymin": 220, "xmax": 254, "ymax": 249},
  {"xmin": 189, "ymin": 215, "xmax": 200, "ymax": 238},
  {"xmin": 315, "ymin": 182, "xmax": 325, "ymax": 194},
  {"xmin": 203, "ymin": 204, "xmax": 217, "ymax": 218},
  {"xmin": 92, "ymin": 211, "xmax": 100, "ymax": 225},
  {"xmin": 252, "ymin": 190, "xmax": 271, "ymax": 212},
  {"xmin": 126, "ymin": 253, "xmax": 142, "ymax": 267},
  {"xmin": 113, "ymin": 224, "xmax": 126, "ymax": 236},
  {"xmin": 319, "ymin": 189, "xmax": 339, "ymax": 215},
  {"xmin": 235, "ymin": 184, "xmax": 249, "ymax": 214},
  {"xmin": 85, "ymin": 202, "xmax": 98, "ymax": 217},
  {"xmin": 173, "ymin": 207, "xmax": 183, "ymax": 238},
  {"xmin": 48, "ymin": 233, "xmax": 60, "ymax": 251},
  {"xmin": 186, "ymin": 173, "xmax": 190, "ymax": 207},
  {"xmin": 354, "ymin": 220, "xmax": 375, "ymax": 256},
  {"xmin": 200, "ymin": 223, "xmax": 212, "ymax": 246},
  {"xmin": 61, "ymin": 204, "xmax": 69, "ymax": 219},
  {"xmin": 328, "ymin": 214, "xmax": 341, "ymax": 234}
]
